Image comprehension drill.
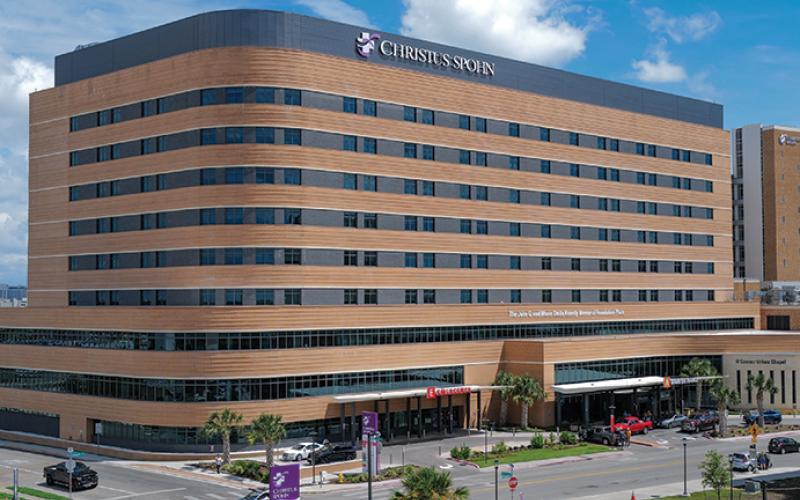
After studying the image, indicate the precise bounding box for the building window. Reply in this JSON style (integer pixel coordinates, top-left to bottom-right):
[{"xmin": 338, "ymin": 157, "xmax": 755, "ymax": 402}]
[
  {"xmin": 459, "ymin": 185, "xmax": 470, "ymax": 200},
  {"xmin": 459, "ymin": 220, "xmax": 471, "ymax": 234},
  {"xmin": 225, "ymin": 167, "xmax": 244, "ymax": 184},
  {"xmin": 156, "ymin": 290, "xmax": 168, "ymax": 306},
  {"xmin": 541, "ymin": 193, "xmax": 551, "ymax": 206},
  {"xmin": 421, "ymin": 109, "xmax": 434, "ymax": 125},
  {"xmin": 460, "ymin": 290, "xmax": 472, "ymax": 304},
  {"xmin": 682, "ymin": 150, "xmax": 691, "ymax": 162},
  {"xmin": 599, "ymin": 290, "xmax": 609, "ymax": 302},
  {"xmin": 509, "ymin": 222, "xmax": 521, "ymax": 237},
  {"xmin": 476, "ymin": 220, "xmax": 488, "ymax": 234},
  {"xmin": 459, "ymin": 150, "xmax": 470, "ymax": 164},
  {"xmin": 541, "ymin": 224, "xmax": 551, "ymax": 238},
  {"xmin": 255, "ymin": 208, "xmax": 274, "ymax": 224},
  {"xmin": 510, "ymin": 256, "xmax": 521, "ymax": 269},
  {"xmin": 636, "ymin": 143, "xmax": 645, "ymax": 155},
  {"xmin": 403, "ymin": 143, "xmax": 416, "ymax": 158},
  {"xmin": 611, "ymin": 229, "xmax": 620, "ymax": 241},
  {"xmin": 475, "ymin": 117, "xmax": 487, "ymax": 132},
  {"xmin": 475, "ymin": 152, "xmax": 487, "ymax": 166},
  {"xmin": 509, "ymin": 189, "xmax": 520, "ymax": 204},
  {"xmin": 569, "ymin": 132, "xmax": 579, "ymax": 146},
  {"xmin": 510, "ymin": 290, "xmax": 521, "ymax": 303},
  {"xmin": 610, "ymin": 139, "xmax": 619, "ymax": 151},
  {"xmin": 405, "ymin": 253, "xmax": 418, "ymax": 268},
  {"xmin": 458, "ymin": 115, "xmax": 470, "ymax": 130},
  {"xmin": 343, "ymin": 212, "xmax": 358, "ymax": 228},
  {"xmin": 597, "ymin": 137, "xmax": 607, "ymax": 150},
  {"xmin": 423, "ymin": 289, "xmax": 436, "ymax": 304},
  {"xmin": 422, "ymin": 145, "xmax": 434, "ymax": 160},
  {"xmin": 509, "ymin": 123, "xmax": 520, "ymax": 137},
  {"xmin": 364, "ymin": 251, "xmax": 378, "ymax": 267},
  {"xmin": 570, "ymin": 227, "xmax": 581, "ymax": 240},
  {"xmin": 612, "ymin": 290, "xmax": 622, "ymax": 302},
  {"xmin": 405, "ymin": 216, "xmax": 418, "ymax": 231},
  {"xmin": 256, "ymin": 289, "xmax": 274, "ymax": 305},
  {"xmin": 570, "ymin": 164, "xmax": 580, "ymax": 177},
  {"xmin": 404, "ymin": 106, "xmax": 416, "ymax": 122},
  {"xmin": 200, "ymin": 289, "xmax": 216, "ymax": 306},
  {"xmin": 597, "ymin": 167, "xmax": 608, "ymax": 180},
  {"xmin": 422, "ymin": 217, "xmax": 435, "ymax": 232},
  {"xmin": 201, "ymin": 129, "xmax": 217, "ymax": 145},
  {"xmin": 540, "ymin": 128, "xmax": 550, "ymax": 142},
  {"xmin": 600, "ymin": 259, "xmax": 609, "ymax": 272},
  {"xmin": 540, "ymin": 160, "xmax": 551, "ymax": 173},
  {"xmin": 405, "ymin": 289, "xmax": 418, "ymax": 304},
  {"xmin": 284, "ymin": 289, "xmax": 301, "ymax": 305},
  {"xmin": 422, "ymin": 180, "xmax": 434, "ymax": 196},
  {"xmin": 542, "ymin": 290, "xmax": 552, "ymax": 303},
  {"xmin": 225, "ymin": 208, "xmax": 244, "ymax": 225},
  {"xmin": 344, "ymin": 173, "xmax": 358, "ymax": 190},
  {"xmin": 363, "ymin": 138, "xmax": 377, "ymax": 154},
  {"xmin": 476, "ymin": 255, "xmax": 488, "ymax": 269},
  {"xmin": 344, "ymin": 289, "xmax": 358, "ymax": 305},
  {"xmin": 363, "ymin": 98, "xmax": 377, "ymax": 115},
  {"xmin": 284, "ymin": 208, "xmax": 302, "ymax": 225},
  {"xmin": 256, "ymin": 127, "xmax": 275, "ymax": 144},
  {"xmin": 284, "ymin": 89, "xmax": 301, "ymax": 106},
  {"xmin": 363, "ymin": 175, "xmax": 377, "ymax": 192},
  {"xmin": 284, "ymin": 129, "xmax": 302, "ymax": 145},
  {"xmin": 509, "ymin": 156, "xmax": 520, "ymax": 170},
  {"xmin": 364, "ymin": 213, "xmax": 378, "ymax": 229},
  {"xmin": 477, "ymin": 289, "xmax": 488, "ymax": 303},
  {"xmin": 256, "ymin": 249, "xmax": 274, "ymax": 265},
  {"xmin": 344, "ymin": 250, "xmax": 358, "ymax": 266},
  {"xmin": 365, "ymin": 289, "xmax": 379, "ymax": 305},
  {"xmin": 225, "ymin": 248, "xmax": 244, "ymax": 265},
  {"xmin": 647, "ymin": 144, "xmax": 657, "ymax": 157},
  {"xmin": 541, "ymin": 257, "xmax": 552, "ymax": 270},
  {"xmin": 704, "ymin": 153, "xmax": 713, "ymax": 166},
  {"xmin": 343, "ymin": 97, "xmax": 357, "ymax": 113},
  {"xmin": 572, "ymin": 290, "xmax": 581, "ymax": 303},
  {"xmin": 255, "ymin": 87, "xmax": 275, "ymax": 103},
  {"xmin": 284, "ymin": 248, "xmax": 302, "ymax": 265},
  {"xmin": 225, "ymin": 87, "xmax": 244, "ymax": 103},
  {"xmin": 475, "ymin": 186, "xmax": 487, "ymax": 200},
  {"xmin": 460, "ymin": 255, "xmax": 472, "ymax": 268},
  {"xmin": 343, "ymin": 135, "xmax": 357, "ymax": 152}
]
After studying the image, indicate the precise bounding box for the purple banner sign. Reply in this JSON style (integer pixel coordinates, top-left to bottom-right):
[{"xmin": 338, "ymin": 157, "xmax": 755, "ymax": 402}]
[
  {"xmin": 269, "ymin": 463, "xmax": 300, "ymax": 500},
  {"xmin": 362, "ymin": 411, "xmax": 379, "ymax": 434}
]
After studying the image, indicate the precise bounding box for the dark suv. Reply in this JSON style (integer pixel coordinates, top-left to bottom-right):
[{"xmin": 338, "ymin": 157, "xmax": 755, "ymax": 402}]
[
  {"xmin": 307, "ymin": 444, "xmax": 357, "ymax": 464},
  {"xmin": 768, "ymin": 437, "xmax": 799, "ymax": 454},
  {"xmin": 43, "ymin": 462, "xmax": 98, "ymax": 490},
  {"xmin": 681, "ymin": 412, "xmax": 718, "ymax": 433}
]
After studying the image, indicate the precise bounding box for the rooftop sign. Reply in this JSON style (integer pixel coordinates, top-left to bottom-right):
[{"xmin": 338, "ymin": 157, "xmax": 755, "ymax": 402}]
[{"xmin": 356, "ymin": 31, "xmax": 496, "ymax": 76}]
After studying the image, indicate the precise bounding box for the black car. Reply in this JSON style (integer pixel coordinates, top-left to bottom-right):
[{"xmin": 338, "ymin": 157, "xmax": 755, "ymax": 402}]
[
  {"xmin": 582, "ymin": 426, "xmax": 621, "ymax": 446},
  {"xmin": 681, "ymin": 413, "xmax": 718, "ymax": 433},
  {"xmin": 307, "ymin": 444, "xmax": 357, "ymax": 464},
  {"xmin": 43, "ymin": 461, "xmax": 98, "ymax": 490},
  {"xmin": 768, "ymin": 437, "xmax": 800, "ymax": 454}
]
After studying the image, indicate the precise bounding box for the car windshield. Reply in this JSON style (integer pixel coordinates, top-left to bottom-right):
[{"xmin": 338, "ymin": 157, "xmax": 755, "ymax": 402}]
[
  {"xmin": 290, "ymin": 445, "xmax": 305, "ymax": 450},
  {"xmin": 242, "ymin": 490, "xmax": 267, "ymax": 499}
]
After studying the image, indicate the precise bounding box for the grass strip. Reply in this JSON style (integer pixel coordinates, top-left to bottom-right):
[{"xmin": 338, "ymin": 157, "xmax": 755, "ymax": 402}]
[
  {"xmin": 6, "ymin": 486, "xmax": 69, "ymax": 500},
  {"xmin": 477, "ymin": 443, "xmax": 615, "ymax": 467}
]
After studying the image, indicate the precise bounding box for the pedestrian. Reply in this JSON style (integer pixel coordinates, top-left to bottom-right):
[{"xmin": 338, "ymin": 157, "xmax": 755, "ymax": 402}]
[
  {"xmin": 625, "ymin": 428, "xmax": 632, "ymax": 448},
  {"xmin": 214, "ymin": 454, "xmax": 222, "ymax": 474}
]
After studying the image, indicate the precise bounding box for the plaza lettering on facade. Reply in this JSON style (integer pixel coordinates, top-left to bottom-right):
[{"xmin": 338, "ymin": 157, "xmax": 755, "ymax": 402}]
[
  {"xmin": 508, "ymin": 309, "xmax": 624, "ymax": 319},
  {"xmin": 379, "ymin": 40, "xmax": 495, "ymax": 76}
]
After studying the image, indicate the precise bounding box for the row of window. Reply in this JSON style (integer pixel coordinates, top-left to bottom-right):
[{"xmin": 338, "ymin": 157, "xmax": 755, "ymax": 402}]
[
  {"xmin": 0, "ymin": 318, "xmax": 755, "ymax": 352},
  {"xmin": 0, "ymin": 366, "xmax": 463, "ymax": 403},
  {"xmin": 68, "ymin": 288, "xmax": 718, "ymax": 307},
  {"xmin": 68, "ymin": 207, "xmax": 716, "ymax": 247},
  {"xmin": 65, "ymin": 126, "xmax": 716, "ymax": 197},
  {"xmin": 69, "ymin": 165, "xmax": 714, "ymax": 221},
  {"xmin": 68, "ymin": 85, "xmax": 714, "ymax": 168},
  {"xmin": 68, "ymin": 248, "xmax": 715, "ymax": 275},
  {"xmin": 554, "ymin": 355, "xmax": 723, "ymax": 384}
]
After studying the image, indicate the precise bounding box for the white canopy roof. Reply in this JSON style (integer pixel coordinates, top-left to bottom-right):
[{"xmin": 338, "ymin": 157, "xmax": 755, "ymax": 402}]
[
  {"xmin": 552, "ymin": 376, "xmax": 665, "ymax": 395},
  {"xmin": 331, "ymin": 385, "xmax": 500, "ymax": 403}
]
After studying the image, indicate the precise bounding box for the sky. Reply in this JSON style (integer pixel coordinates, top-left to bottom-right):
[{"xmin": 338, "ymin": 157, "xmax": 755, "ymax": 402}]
[{"xmin": 0, "ymin": 0, "xmax": 798, "ymax": 286}]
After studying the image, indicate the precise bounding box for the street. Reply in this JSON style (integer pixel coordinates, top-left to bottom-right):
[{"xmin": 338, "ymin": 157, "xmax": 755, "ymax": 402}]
[{"xmin": 0, "ymin": 446, "xmax": 250, "ymax": 500}]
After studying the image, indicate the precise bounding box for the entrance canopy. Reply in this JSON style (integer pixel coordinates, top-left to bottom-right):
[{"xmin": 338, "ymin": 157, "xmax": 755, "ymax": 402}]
[
  {"xmin": 553, "ymin": 375, "xmax": 722, "ymax": 395},
  {"xmin": 331, "ymin": 385, "xmax": 499, "ymax": 403}
]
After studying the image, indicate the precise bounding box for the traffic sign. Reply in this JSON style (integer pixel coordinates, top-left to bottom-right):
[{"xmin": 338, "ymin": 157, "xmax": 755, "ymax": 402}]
[
  {"xmin": 749, "ymin": 423, "xmax": 760, "ymax": 444},
  {"xmin": 508, "ymin": 476, "xmax": 518, "ymax": 490},
  {"xmin": 65, "ymin": 459, "xmax": 75, "ymax": 474},
  {"xmin": 501, "ymin": 471, "xmax": 512, "ymax": 479}
]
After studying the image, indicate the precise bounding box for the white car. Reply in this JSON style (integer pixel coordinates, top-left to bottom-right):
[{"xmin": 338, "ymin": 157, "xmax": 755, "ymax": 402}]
[
  {"xmin": 281, "ymin": 442, "xmax": 322, "ymax": 461},
  {"xmin": 729, "ymin": 452, "xmax": 756, "ymax": 472}
]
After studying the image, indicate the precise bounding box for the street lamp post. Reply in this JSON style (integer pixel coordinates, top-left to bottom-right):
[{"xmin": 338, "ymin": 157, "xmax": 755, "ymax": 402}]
[
  {"xmin": 484, "ymin": 429, "xmax": 488, "ymax": 465},
  {"xmin": 494, "ymin": 459, "xmax": 499, "ymax": 500},
  {"xmin": 309, "ymin": 430, "xmax": 318, "ymax": 485},
  {"xmin": 682, "ymin": 437, "xmax": 688, "ymax": 497},
  {"xmin": 729, "ymin": 456, "xmax": 734, "ymax": 500},
  {"xmin": 609, "ymin": 404, "xmax": 616, "ymax": 428}
]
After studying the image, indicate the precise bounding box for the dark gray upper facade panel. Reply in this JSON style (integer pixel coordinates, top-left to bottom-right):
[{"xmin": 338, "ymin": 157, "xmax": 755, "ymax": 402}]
[{"xmin": 55, "ymin": 9, "xmax": 722, "ymax": 128}]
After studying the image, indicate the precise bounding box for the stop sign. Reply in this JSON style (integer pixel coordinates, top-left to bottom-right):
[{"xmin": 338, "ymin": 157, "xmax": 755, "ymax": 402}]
[{"xmin": 508, "ymin": 476, "xmax": 518, "ymax": 490}]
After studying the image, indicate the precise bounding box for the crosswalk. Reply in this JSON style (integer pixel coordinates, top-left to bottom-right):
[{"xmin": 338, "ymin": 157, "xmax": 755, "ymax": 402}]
[{"xmin": 183, "ymin": 492, "xmax": 243, "ymax": 500}]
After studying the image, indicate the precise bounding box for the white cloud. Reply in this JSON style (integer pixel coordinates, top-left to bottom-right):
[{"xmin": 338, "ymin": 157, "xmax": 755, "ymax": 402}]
[
  {"xmin": 400, "ymin": 0, "xmax": 601, "ymax": 67},
  {"xmin": 686, "ymin": 71, "xmax": 720, "ymax": 101},
  {"xmin": 632, "ymin": 41, "xmax": 687, "ymax": 83},
  {"xmin": 644, "ymin": 7, "xmax": 721, "ymax": 44},
  {"xmin": 295, "ymin": 0, "xmax": 373, "ymax": 27}
]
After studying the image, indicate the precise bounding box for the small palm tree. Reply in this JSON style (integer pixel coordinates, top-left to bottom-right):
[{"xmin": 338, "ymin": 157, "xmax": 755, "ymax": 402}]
[
  {"xmin": 511, "ymin": 375, "xmax": 546, "ymax": 429},
  {"xmin": 247, "ymin": 413, "xmax": 287, "ymax": 469},
  {"xmin": 747, "ymin": 372, "xmax": 778, "ymax": 427},
  {"xmin": 202, "ymin": 408, "xmax": 243, "ymax": 464},
  {"xmin": 494, "ymin": 371, "xmax": 515, "ymax": 426},
  {"xmin": 709, "ymin": 380, "xmax": 740, "ymax": 436},
  {"xmin": 391, "ymin": 467, "xmax": 469, "ymax": 499},
  {"xmin": 680, "ymin": 358, "xmax": 718, "ymax": 411}
]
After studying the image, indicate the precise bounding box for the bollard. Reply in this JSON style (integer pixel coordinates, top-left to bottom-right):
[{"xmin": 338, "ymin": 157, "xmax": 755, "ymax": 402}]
[
  {"xmin": 390, "ymin": 453, "xmax": 393, "ymax": 465},
  {"xmin": 438, "ymin": 445, "xmax": 442, "ymax": 457},
  {"xmin": 513, "ymin": 428, "xmax": 517, "ymax": 437},
  {"xmin": 402, "ymin": 448, "xmax": 405, "ymax": 467}
]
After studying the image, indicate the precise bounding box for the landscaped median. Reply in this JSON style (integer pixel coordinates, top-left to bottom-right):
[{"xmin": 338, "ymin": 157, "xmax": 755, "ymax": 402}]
[
  {"xmin": 3, "ymin": 486, "xmax": 69, "ymax": 500},
  {"xmin": 450, "ymin": 431, "xmax": 617, "ymax": 467}
]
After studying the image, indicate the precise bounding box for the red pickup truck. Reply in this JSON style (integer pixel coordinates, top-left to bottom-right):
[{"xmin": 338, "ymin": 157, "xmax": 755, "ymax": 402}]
[{"xmin": 612, "ymin": 416, "xmax": 653, "ymax": 434}]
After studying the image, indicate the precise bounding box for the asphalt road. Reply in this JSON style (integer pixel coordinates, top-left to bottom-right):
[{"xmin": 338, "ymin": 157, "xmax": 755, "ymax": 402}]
[
  {"xmin": 0, "ymin": 447, "xmax": 251, "ymax": 500},
  {"xmin": 310, "ymin": 425, "xmax": 800, "ymax": 499}
]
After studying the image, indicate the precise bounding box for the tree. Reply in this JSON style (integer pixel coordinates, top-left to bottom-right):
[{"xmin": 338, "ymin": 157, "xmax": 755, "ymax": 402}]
[
  {"xmin": 202, "ymin": 408, "xmax": 243, "ymax": 464},
  {"xmin": 699, "ymin": 450, "xmax": 729, "ymax": 500},
  {"xmin": 709, "ymin": 380, "xmax": 740, "ymax": 437},
  {"xmin": 680, "ymin": 358, "xmax": 719, "ymax": 411},
  {"xmin": 494, "ymin": 371, "xmax": 515, "ymax": 426},
  {"xmin": 391, "ymin": 467, "xmax": 469, "ymax": 499},
  {"xmin": 747, "ymin": 372, "xmax": 778, "ymax": 427},
  {"xmin": 511, "ymin": 375, "xmax": 546, "ymax": 429},
  {"xmin": 247, "ymin": 413, "xmax": 286, "ymax": 470}
]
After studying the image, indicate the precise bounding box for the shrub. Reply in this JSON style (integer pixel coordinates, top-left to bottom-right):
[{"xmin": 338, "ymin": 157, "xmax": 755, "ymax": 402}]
[
  {"xmin": 531, "ymin": 433, "xmax": 545, "ymax": 449},
  {"xmin": 222, "ymin": 460, "xmax": 268, "ymax": 482},
  {"xmin": 450, "ymin": 445, "xmax": 472, "ymax": 460},
  {"xmin": 559, "ymin": 431, "xmax": 578, "ymax": 445},
  {"xmin": 493, "ymin": 441, "xmax": 508, "ymax": 455}
]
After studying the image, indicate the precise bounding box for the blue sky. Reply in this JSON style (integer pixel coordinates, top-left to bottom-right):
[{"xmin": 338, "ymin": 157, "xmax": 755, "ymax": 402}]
[{"xmin": 0, "ymin": 0, "xmax": 798, "ymax": 286}]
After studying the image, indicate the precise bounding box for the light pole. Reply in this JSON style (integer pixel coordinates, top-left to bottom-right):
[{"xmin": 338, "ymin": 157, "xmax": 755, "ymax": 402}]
[
  {"xmin": 494, "ymin": 459, "xmax": 499, "ymax": 500},
  {"xmin": 309, "ymin": 430, "xmax": 318, "ymax": 485},
  {"xmin": 728, "ymin": 455, "xmax": 734, "ymax": 500},
  {"xmin": 609, "ymin": 404, "xmax": 616, "ymax": 428},
  {"xmin": 484, "ymin": 429, "xmax": 488, "ymax": 465},
  {"xmin": 682, "ymin": 437, "xmax": 688, "ymax": 497}
]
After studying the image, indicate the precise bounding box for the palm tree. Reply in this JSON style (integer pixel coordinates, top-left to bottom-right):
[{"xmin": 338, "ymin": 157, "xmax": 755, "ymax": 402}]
[
  {"xmin": 747, "ymin": 372, "xmax": 778, "ymax": 427},
  {"xmin": 202, "ymin": 408, "xmax": 243, "ymax": 464},
  {"xmin": 511, "ymin": 375, "xmax": 546, "ymax": 429},
  {"xmin": 709, "ymin": 380, "xmax": 740, "ymax": 437},
  {"xmin": 247, "ymin": 413, "xmax": 287, "ymax": 469},
  {"xmin": 391, "ymin": 467, "xmax": 468, "ymax": 499},
  {"xmin": 494, "ymin": 371, "xmax": 515, "ymax": 426},
  {"xmin": 680, "ymin": 358, "xmax": 719, "ymax": 411}
]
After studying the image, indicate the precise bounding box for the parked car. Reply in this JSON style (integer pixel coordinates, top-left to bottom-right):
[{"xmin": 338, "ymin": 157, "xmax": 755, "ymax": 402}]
[
  {"xmin": 281, "ymin": 442, "xmax": 323, "ymax": 461},
  {"xmin": 582, "ymin": 426, "xmax": 621, "ymax": 446},
  {"xmin": 43, "ymin": 462, "xmax": 98, "ymax": 490},
  {"xmin": 681, "ymin": 412, "xmax": 718, "ymax": 433},
  {"xmin": 729, "ymin": 452, "xmax": 757, "ymax": 472},
  {"xmin": 611, "ymin": 416, "xmax": 653, "ymax": 434},
  {"xmin": 658, "ymin": 413, "xmax": 688, "ymax": 429},
  {"xmin": 768, "ymin": 437, "xmax": 800, "ymax": 454},
  {"xmin": 743, "ymin": 409, "xmax": 782, "ymax": 425},
  {"xmin": 240, "ymin": 489, "xmax": 269, "ymax": 500},
  {"xmin": 307, "ymin": 444, "xmax": 357, "ymax": 464}
]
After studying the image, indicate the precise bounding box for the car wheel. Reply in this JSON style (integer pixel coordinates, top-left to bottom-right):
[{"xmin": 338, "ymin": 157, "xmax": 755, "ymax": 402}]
[
  {"xmin": 781, "ymin": 448, "xmax": 787, "ymax": 455},
  {"xmin": 46, "ymin": 476, "xmax": 53, "ymax": 486},
  {"xmin": 602, "ymin": 438, "xmax": 609, "ymax": 445},
  {"xmin": 643, "ymin": 427, "xmax": 648, "ymax": 434}
]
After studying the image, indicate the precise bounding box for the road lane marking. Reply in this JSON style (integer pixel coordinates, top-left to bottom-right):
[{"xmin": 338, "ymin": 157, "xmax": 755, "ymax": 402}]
[
  {"xmin": 104, "ymin": 487, "xmax": 187, "ymax": 499},
  {"xmin": 184, "ymin": 497, "xmax": 202, "ymax": 500},
  {"xmin": 471, "ymin": 459, "xmax": 683, "ymax": 493},
  {"xmin": 99, "ymin": 485, "xmax": 136, "ymax": 494},
  {"xmin": 206, "ymin": 494, "xmax": 226, "ymax": 499}
]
